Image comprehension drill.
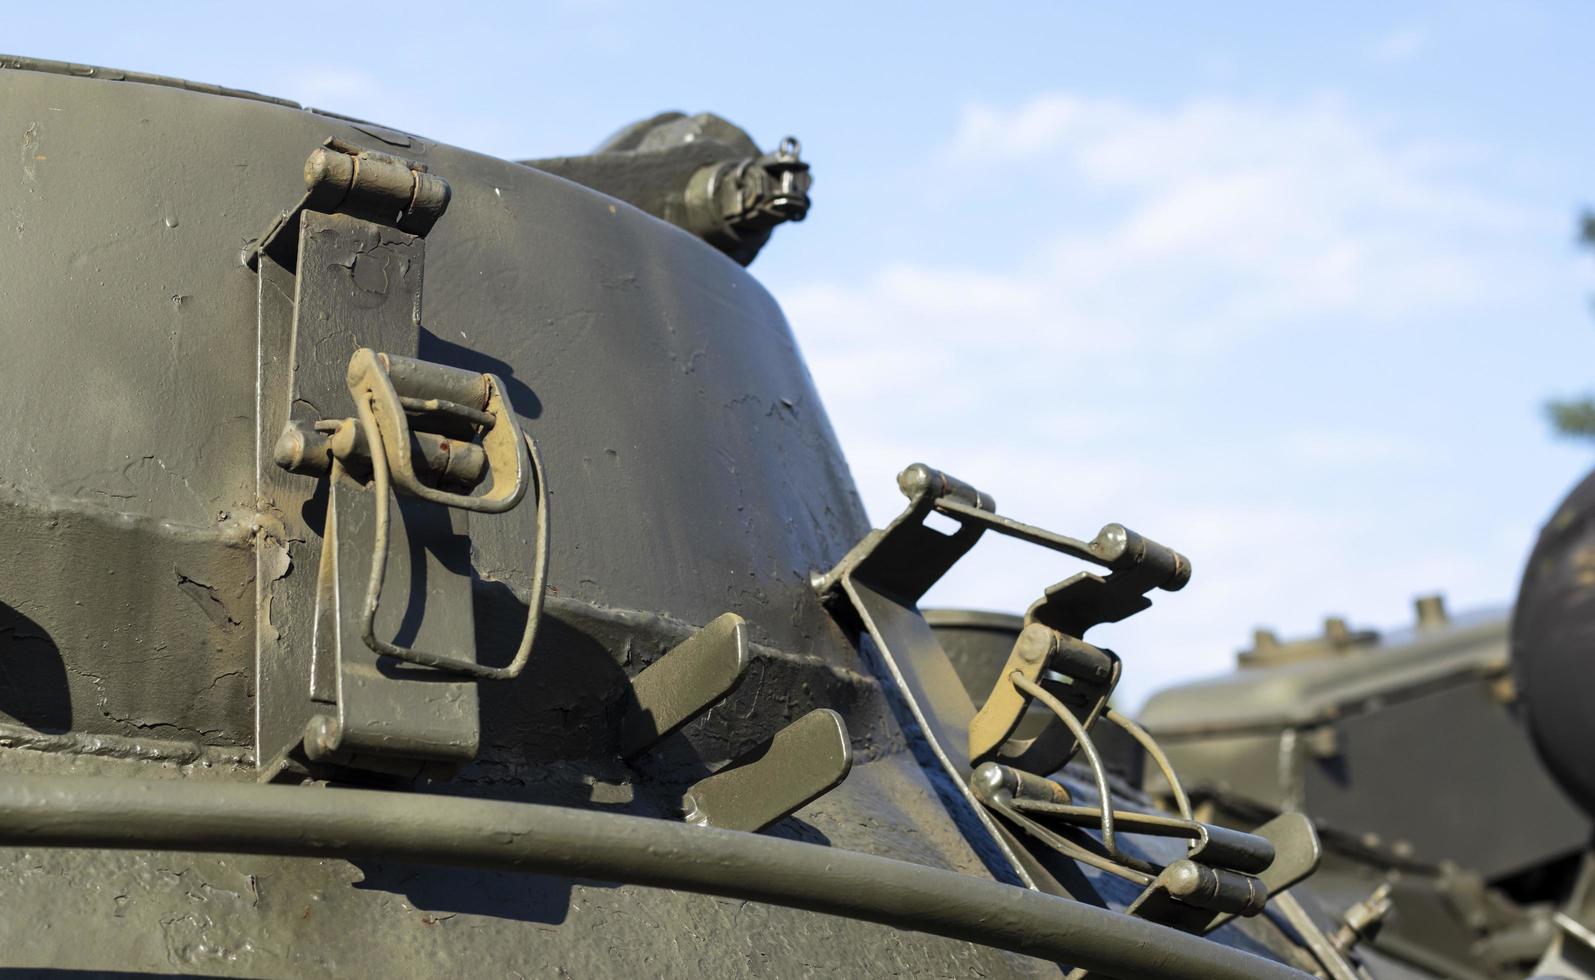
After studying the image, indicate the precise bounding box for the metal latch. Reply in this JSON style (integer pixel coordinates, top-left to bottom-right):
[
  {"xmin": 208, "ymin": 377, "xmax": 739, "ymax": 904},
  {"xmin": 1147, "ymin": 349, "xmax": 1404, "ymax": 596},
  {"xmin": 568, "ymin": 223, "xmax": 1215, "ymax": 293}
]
[
  {"xmin": 968, "ymin": 757, "xmax": 1326, "ymax": 980},
  {"xmin": 282, "ymin": 348, "xmax": 545, "ymax": 681},
  {"xmin": 812, "ymin": 463, "xmax": 1188, "ymax": 892},
  {"xmin": 1063, "ymin": 812, "xmax": 1329, "ymax": 980},
  {"xmin": 298, "ymin": 348, "xmax": 547, "ymax": 772},
  {"xmin": 252, "ymin": 140, "xmax": 546, "ymax": 779}
]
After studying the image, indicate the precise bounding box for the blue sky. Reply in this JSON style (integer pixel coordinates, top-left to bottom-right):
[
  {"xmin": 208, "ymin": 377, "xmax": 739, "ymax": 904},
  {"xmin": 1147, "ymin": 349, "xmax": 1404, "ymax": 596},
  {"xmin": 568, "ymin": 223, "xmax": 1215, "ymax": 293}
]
[{"xmin": 15, "ymin": 2, "xmax": 1595, "ymax": 704}]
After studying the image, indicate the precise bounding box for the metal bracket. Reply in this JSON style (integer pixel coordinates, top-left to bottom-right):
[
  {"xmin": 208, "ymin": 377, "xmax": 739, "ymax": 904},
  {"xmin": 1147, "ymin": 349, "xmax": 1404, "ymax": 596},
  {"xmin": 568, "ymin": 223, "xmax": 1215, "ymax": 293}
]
[
  {"xmin": 253, "ymin": 142, "xmax": 544, "ymax": 780},
  {"xmin": 812, "ymin": 463, "xmax": 1188, "ymax": 891},
  {"xmin": 1096, "ymin": 814, "xmax": 1316, "ymax": 942},
  {"xmin": 1125, "ymin": 860, "xmax": 1269, "ymax": 932},
  {"xmin": 1113, "ymin": 816, "xmax": 1286, "ymax": 937},
  {"xmin": 968, "ymin": 624, "xmax": 1056, "ymax": 761},
  {"xmin": 1205, "ymin": 812, "xmax": 1323, "ymax": 933},
  {"xmin": 970, "ymin": 512, "xmax": 1187, "ymax": 776},
  {"xmin": 974, "ymin": 757, "xmax": 1274, "ymax": 885},
  {"xmin": 1063, "ymin": 813, "xmax": 1322, "ymax": 980},
  {"xmin": 682, "ymin": 708, "xmax": 853, "ymax": 833},
  {"xmin": 968, "ymin": 625, "xmax": 1120, "ymax": 774},
  {"xmin": 336, "ymin": 348, "xmax": 545, "ymax": 679},
  {"xmin": 343, "ymin": 348, "xmax": 531, "ymax": 515}
]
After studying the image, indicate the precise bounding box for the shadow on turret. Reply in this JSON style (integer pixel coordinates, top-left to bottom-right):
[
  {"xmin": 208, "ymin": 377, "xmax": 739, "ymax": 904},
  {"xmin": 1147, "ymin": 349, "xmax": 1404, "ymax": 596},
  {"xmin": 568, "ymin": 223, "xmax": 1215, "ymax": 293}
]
[{"xmin": 0, "ymin": 602, "xmax": 70, "ymax": 733}]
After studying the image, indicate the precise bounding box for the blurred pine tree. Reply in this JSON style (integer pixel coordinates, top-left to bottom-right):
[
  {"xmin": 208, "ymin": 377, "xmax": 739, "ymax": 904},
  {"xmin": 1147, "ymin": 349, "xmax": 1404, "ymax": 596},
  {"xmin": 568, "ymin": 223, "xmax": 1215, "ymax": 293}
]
[{"xmin": 1546, "ymin": 211, "xmax": 1595, "ymax": 440}]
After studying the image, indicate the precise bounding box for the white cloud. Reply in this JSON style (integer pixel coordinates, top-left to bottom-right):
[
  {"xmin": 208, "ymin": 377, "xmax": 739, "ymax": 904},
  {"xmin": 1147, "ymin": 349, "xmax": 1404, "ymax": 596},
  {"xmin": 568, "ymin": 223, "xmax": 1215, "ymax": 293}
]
[
  {"xmin": 806, "ymin": 94, "xmax": 1549, "ymax": 394},
  {"xmin": 782, "ymin": 91, "xmax": 1552, "ymax": 707}
]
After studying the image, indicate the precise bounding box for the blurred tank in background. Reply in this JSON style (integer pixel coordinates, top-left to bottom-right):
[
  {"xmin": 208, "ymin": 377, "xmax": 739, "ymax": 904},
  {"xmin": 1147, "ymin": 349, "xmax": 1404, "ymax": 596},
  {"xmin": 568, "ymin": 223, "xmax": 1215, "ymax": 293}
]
[
  {"xmin": 1138, "ymin": 597, "xmax": 1589, "ymax": 980},
  {"xmin": 929, "ymin": 585, "xmax": 1595, "ymax": 979}
]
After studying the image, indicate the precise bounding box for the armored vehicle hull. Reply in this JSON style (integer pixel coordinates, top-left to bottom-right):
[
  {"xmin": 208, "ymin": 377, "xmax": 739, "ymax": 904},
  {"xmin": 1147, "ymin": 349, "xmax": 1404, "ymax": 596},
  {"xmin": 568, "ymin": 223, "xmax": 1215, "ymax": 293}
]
[
  {"xmin": 0, "ymin": 56, "xmax": 1533, "ymax": 980},
  {"xmin": 0, "ymin": 59, "xmax": 1066, "ymax": 978}
]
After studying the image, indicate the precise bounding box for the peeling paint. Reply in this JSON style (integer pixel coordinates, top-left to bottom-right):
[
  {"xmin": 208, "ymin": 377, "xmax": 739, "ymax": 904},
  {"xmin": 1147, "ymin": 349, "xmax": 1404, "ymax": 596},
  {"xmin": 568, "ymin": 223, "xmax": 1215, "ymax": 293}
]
[
  {"xmin": 175, "ymin": 570, "xmax": 242, "ymax": 629},
  {"xmin": 20, "ymin": 121, "xmax": 38, "ymax": 181}
]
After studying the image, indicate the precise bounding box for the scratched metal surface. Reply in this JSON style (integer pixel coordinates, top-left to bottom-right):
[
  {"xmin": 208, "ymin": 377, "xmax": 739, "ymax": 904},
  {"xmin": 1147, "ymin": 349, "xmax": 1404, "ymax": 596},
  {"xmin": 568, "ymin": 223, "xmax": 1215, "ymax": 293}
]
[
  {"xmin": 0, "ymin": 64, "xmax": 1303, "ymax": 976},
  {"xmin": 0, "ymin": 65, "xmax": 868, "ymax": 742}
]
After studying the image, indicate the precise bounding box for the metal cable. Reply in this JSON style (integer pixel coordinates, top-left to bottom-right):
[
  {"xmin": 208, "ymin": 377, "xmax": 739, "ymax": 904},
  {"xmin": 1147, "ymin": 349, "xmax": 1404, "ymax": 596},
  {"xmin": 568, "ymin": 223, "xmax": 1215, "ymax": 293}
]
[
  {"xmin": 1103, "ymin": 707, "xmax": 1193, "ymax": 822},
  {"xmin": 0, "ymin": 774, "xmax": 1312, "ymax": 980},
  {"xmin": 1011, "ymin": 671, "xmax": 1122, "ymax": 861},
  {"xmin": 992, "ymin": 797, "xmax": 1155, "ymax": 886},
  {"xmin": 356, "ymin": 391, "xmax": 549, "ymax": 679}
]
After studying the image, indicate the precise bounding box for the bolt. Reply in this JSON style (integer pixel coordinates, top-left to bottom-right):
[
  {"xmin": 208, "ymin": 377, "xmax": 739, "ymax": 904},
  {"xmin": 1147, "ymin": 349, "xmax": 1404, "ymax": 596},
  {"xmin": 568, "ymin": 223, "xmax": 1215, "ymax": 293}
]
[
  {"xmin": 1332, "ymin": 882, "xmax": 1393, "ymax": 954},
  {"xmin": 304, "ymin": 715, "xmax": 341, "ymax": 761}
]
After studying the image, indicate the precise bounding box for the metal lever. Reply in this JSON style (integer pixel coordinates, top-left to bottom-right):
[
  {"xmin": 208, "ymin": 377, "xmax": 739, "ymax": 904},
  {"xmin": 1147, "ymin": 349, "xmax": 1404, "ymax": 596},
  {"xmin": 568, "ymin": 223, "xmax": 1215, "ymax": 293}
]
[
  {"xmin": 619, "ymin": 613, "xmax": 751, "ymax": 757},
  {"xmin": 682, "ymin": 708, "xmax": 853, "ymax": 833}
]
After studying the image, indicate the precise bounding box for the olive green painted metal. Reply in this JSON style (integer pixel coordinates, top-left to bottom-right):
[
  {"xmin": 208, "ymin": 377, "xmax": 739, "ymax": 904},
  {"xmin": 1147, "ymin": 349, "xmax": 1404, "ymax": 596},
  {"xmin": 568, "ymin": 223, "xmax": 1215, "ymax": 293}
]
[
  {"xmin": 988, "ymin": 639, "xmax": 1119, "ymax": 779},
  {"xmin": 812, "ymin": 463, "xmax": 1193, "ymax": 893},
  {"xmin": 0, "ymin": 52, "xmax": 1492, "ymax": 979},
  {"xmin": 969, "ymin": 624, "xmax": 1059, "ymax": 761},
  {"xmin": 0, "ymin": 52, "xmax": 299, "ymax": 107},
  {"xmin": 927, "ymin": 608, "xmax": 1061, "ymax": 744},
  {"xmin": 619, "ymin": 612, "xmax": 750, "ymax": 757},
  {"xmin": 1139, "ymin": 608, "xmax": 1587, "ymax": 879},
  {"xmin": 682, "ymin": 707, "xmax": 853, "ymax": 832},
  {"xmin": 0, "ymin": 59, "xmax": 1059, "ymax": 976},
  {"xmin": 523, "ymin": 112, "xmax": 810, "ymax": 266},
  {"xmin": 344, "ymin": 356, "xmax": 545, "ymax": 676},
  {"xmin": 1515, "ymin": 469, "xmax": 1595, "ymax": 820},
  {"xmin": 0, "ymin": 773, "xmax": 1314, "ymax": 980},
  {"xmin": 255, "ymin": 181, "xmax": 481, "ymax": 774},
  {"xmin": 1009, "ymin": 673, "xmax": 1130, "ymax": 865},
  {"xmin": 345, "ymin": 348, "xmax": 531, "ymax": 515},
  {"xmin": 1274, "ymin": 892, "xmax": 1367, "ymax": 980},
  {"xmin": 1200, "ymin": 812, "xmax": 1323, "ymax": 942},
  {"xmin": 1139, "ymin": 598, "xmax": 1590, "ymax": 979},
  {"xmin": 1240, "ymin": 616, "xmax": 1380, "ymax": 667},
  {"xmin": 812, "ymin": 459, "xmax": 1238, "ymax": 926},
  {"xmin": 812, "ymin": 464, "xmax": 1055, "ymax": 889},
  {"xmin": 980, "ymin": 674, "xmax": 1311, "ymax": 948},
  {"xmin": 1102, "ymin": 856, "xmax": 1271, "ymax": 944},
  {"xmin": 970, "ymin": 627, "xmax": 1118, "ymax": 768}
]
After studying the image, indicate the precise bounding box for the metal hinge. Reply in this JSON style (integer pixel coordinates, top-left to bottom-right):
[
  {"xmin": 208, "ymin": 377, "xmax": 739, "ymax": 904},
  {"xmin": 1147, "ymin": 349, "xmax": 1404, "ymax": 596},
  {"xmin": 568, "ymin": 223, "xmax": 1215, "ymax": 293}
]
[
  {"xmin": 252, "ymin": 140, "xmax": 546, "ymax": 780},
  {"xmin": 244, "ymin": 138, "xmax": 450, "ymax": 271}
]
